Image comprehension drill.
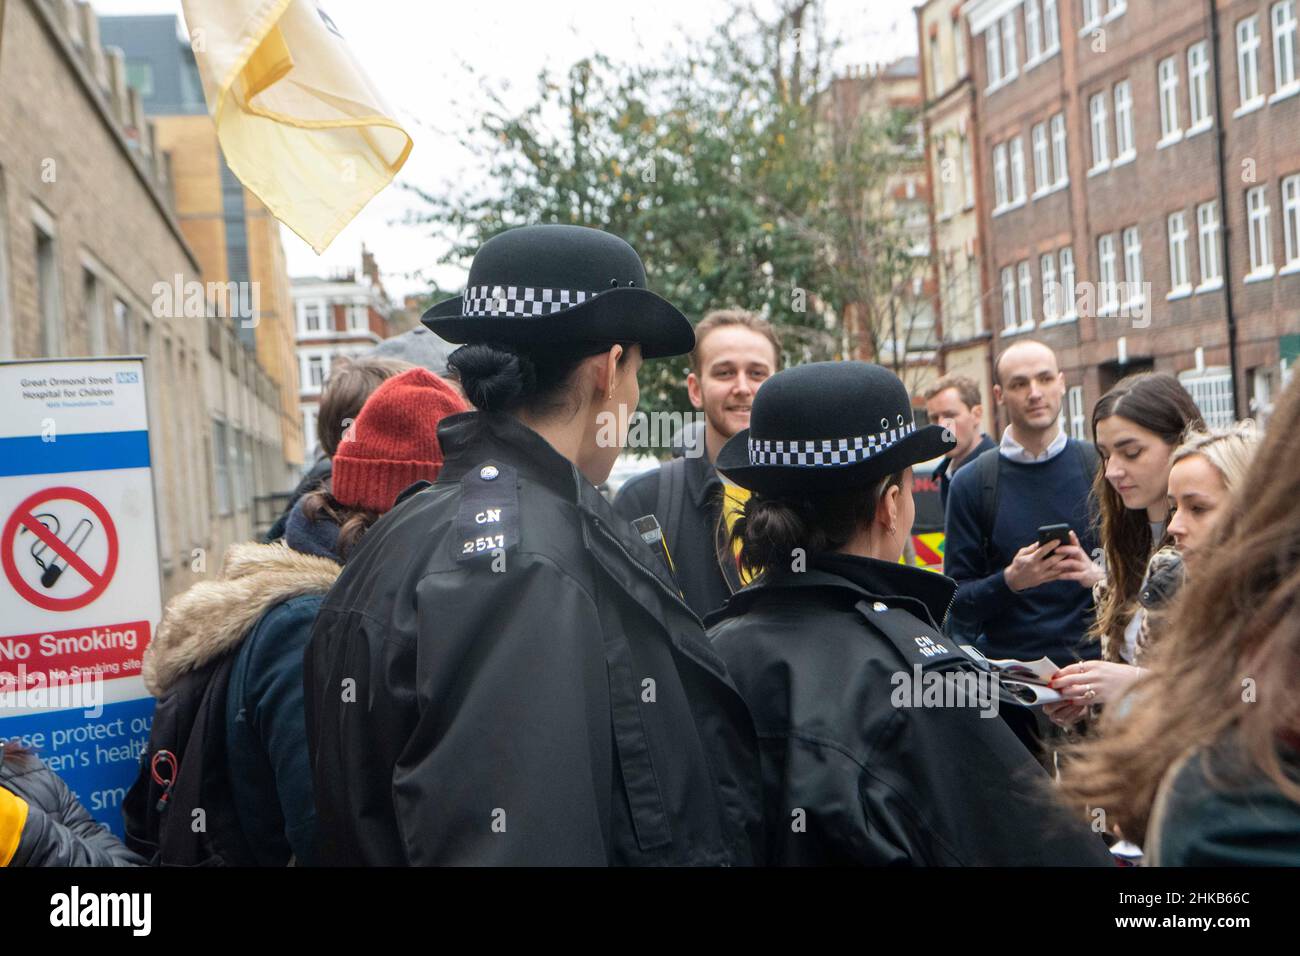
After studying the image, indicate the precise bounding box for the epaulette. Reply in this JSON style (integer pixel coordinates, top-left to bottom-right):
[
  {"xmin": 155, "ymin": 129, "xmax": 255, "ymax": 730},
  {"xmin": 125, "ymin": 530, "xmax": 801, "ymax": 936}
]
[
  {"xmin": 455, "ymin": 460, "xmax": 520, "ymax": 563},
  {"xmin": 853, "ymin": 599, "xmax": 971, "ymax": 670}
]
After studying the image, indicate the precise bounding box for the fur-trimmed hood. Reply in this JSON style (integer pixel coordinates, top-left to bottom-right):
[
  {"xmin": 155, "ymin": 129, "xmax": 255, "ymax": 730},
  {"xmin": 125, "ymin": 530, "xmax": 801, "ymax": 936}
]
[{"xmin": 143, "ymin": 541, "xmax": 341, "ymax": 696}]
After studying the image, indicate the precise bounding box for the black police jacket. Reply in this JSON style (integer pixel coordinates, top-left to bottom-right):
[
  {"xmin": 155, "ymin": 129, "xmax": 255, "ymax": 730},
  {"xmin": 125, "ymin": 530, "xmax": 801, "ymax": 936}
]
[
  {"xmin": 304, "ymin": 411, "xmax": 764, "ymax": 865},
  {"xmin": 706, "ymin": 552, "xmax": 1115, "ymax": 866}
]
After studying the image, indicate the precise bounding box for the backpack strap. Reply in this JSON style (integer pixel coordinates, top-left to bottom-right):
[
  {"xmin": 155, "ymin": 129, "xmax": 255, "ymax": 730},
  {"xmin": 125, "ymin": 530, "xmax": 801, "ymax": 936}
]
[
  {"xmin": 973, "ymin": 446, "xmax": 1002, "ymax": 569},
  {"xmin": 1073, "ymin": 439, "xmax": 1101, "ymax": 486},
  {"xmin": 655, "ymin": 457, "xmax": 689, "ymax": 564}
]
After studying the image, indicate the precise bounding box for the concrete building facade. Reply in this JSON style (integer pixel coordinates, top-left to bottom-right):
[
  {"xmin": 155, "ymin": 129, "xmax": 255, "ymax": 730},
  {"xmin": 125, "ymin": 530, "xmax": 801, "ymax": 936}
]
[
  {"xmin": 0, "ymin": 0, "xmax": 288, "ymax": 599},
  {"xmin": 99, "ymin": 13, "xmax": 305, "ymax": 484}
]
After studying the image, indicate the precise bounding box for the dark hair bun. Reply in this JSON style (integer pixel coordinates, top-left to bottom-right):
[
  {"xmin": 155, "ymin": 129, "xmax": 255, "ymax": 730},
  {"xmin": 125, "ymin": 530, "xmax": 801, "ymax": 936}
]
[{"xmin": 449, "ymin": 343, "xmax": 537, "ymax": 412}]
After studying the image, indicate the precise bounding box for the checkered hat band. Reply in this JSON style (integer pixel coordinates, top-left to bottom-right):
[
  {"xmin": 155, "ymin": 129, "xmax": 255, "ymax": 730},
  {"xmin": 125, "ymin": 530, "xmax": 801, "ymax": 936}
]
[
  {"xmin": 462, "ymin": 285, "xmax": 595, "ymax": 318},
  {"xmin": 748, "ymin": 421, "xmax": 917, "ymax": 467}
]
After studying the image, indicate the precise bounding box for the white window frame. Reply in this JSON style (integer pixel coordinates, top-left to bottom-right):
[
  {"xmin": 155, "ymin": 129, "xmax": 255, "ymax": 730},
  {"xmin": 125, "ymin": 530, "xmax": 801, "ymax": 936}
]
[
  {"xmin": 1081, "ymin": 0, "xmax": 1102, "ymax": 32},
  {"xmin": 1158, "ymin": 57, "xmax": 1182, "ymax": 146},
  {"xmin": 299, "ymin": 299, "xmax": 325, "ymax": 336},
  {"xmin": 986, "ymin": 23, "xmax": 1004, "ymax": 88},
  {"xmin": 212, "ymin": 417, "xmax": 231, "ymax": 517},
  {"xmin": 1001, "ymin": 12, "xmax": 1019, "ymax": 76},
  {"xmin": 930, "ymin": 33, "xmax": 943, "ymax": 97},
  {"xmin": 1188, "ymin": 41, "xmax": 1213, "ymax": 133},
  {"xmin": 1059, "ymin": 247, "xmax": 1078, "ymax": 319},
  {"xmin": 1272, "ymin": 1, "xmax": 1299, "ymax": 100},
  {"xmin": 1246, "ymin": 185, "xmax": 1275, "ymax": 280},
  {"xmin": 1237, "ymin": 16, "xmax": 1265, "ymax": 114},
  {"xmin": 1043, "ymin": 0, "xmax": 1060, "ymax": 53},
  {"xmin": 33, "ymin": 207, "xmax": 63, "ymax": 358},
  {"xmin": 993, "ymin": 142, "xmax": 1010, "ymax": 209},
  {"xmin": 301, "ymin": 404, "xmax": 319, "ymax": 459},
  {"xmin": 1179, "ymin": 367, "xmax": 1236, "ymax": 429},
  {"xmin": 1025, "ymin": 0, "xmax": 1043, "ymax": 64},
  {"xmin": 961, "ymin": 134, "xmax": 975, "ymax": 209},
  {"xmin": 1017, "ymin": 260, "xmax": 1035, "ymax": 329},
  {"xmin": 1009, "ymin": 137, "xmax": 1027, "ymax": 204},
  {"xmin": 113, "ymin": 298, "xmax": 131, "ymax": 352},
  {"xmin": 1168, "ymin": 211, "xmax": 1192, "ymax": 297},
  {"xmin": 1050, "ymin": 112, "xmax": 1069, "ymax": 185},
  {"xmin": 1089, "ymin": 92, "xmax": 1110, "ymax": 173},
  {"xmin": 348, "ymin": 302, "xmax": 369, "ymax": 333},
  {"xmin": 1067, "ymin": 385, "xmax": 1086, "ymax": 439},
  {"xmin": 1040, "ymin": 252, "xmax": 1059, "ymax": 322},
  {"xmin": 955, "ymin": 20, "xmax": 968, "ymax": 78},
  {"xmin": 1197, "ymin": 201, "xmax": 1223, "ymax": 290},
  {"xmin": 1001, "ymin": 266, "xmax": 1017, "ymax": 330},
  {"xmin": 1032, "ymin": 122, "xmax": 1051, "ymax": 195},
  {"xmin": 1282, "ymin": 173, "xmax": 1300, "ymax": 271},
  {"xmin": 82, "ymin": 265, "xmax": 106, "ymax": 356},
  {"xmin": 1113, "ymin": 80, "xmax": 1136, "ymax": 163},
  {"xmin": 1122, "ymin": 225, "xmax": 1144, "ymax": 306},
  {"xmin": 1099, "ymin": 233, "xmax": 1119, "ymax": 314},
  {"xmin": 302, "ymin": 350, "xmax": 329, "ymax": 394}
]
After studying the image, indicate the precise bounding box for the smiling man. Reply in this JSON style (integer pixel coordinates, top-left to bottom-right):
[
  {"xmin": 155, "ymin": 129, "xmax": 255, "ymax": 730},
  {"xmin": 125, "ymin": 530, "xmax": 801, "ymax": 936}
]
[{"xmin": 614, "ymin": 310, "xmax": 780, "ymax": 618}]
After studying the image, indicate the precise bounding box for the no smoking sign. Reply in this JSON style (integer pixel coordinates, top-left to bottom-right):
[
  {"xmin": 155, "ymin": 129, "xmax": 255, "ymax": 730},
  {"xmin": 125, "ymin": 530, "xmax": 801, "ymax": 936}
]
[{"xmin": 2, "ymin": 486, "xmax": 119, "ymax": 612}]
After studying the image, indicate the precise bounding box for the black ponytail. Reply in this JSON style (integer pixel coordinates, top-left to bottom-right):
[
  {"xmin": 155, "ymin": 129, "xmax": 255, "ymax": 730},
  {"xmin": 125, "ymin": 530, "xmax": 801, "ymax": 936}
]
[
  {"xmin": 733, "ymin": 472, "xmax": 905, "ymax": 578},
  {"xmin": 449, "ymin": 341, "xmax": 631, "ymax": 416}
]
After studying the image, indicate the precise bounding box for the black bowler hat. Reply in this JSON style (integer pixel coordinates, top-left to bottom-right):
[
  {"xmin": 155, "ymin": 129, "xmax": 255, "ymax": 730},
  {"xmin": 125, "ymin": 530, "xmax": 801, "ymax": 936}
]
[
  {"xmin": 715, "ymin": 361, "xmax": 955, "ymax": 496},
  {"xmin": 422, "ymin": 225, "xmax": 694, "ymax": 359}
]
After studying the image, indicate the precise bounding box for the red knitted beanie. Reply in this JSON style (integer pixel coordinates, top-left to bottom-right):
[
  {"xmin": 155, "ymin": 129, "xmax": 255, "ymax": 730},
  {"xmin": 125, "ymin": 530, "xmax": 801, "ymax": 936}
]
[{"xmin": 331, "ymin": 367, "xmax": 469, "ymax": 513}]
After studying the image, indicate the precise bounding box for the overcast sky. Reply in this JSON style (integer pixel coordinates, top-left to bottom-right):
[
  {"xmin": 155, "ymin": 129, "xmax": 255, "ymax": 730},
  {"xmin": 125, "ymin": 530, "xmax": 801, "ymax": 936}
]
[{"xmin": 92, "ymin": 0, "xmax": 921, "ymax": 298}]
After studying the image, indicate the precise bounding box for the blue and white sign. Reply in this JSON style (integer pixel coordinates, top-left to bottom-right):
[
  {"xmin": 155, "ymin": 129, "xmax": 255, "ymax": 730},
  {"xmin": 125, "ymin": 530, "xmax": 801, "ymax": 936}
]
[{"xmin": 0, "ymin": 357, "xmax": 162, "ymax": 837}]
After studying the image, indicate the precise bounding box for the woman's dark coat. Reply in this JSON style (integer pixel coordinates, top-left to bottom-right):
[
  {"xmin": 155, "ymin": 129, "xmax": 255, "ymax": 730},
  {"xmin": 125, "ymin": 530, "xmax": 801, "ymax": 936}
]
[
  {"xmin": 707, "ymin": 552, "xmax": 1115, "ymax": 866},
  {"xmin": 304, "ymin": 411, "xmax": 764, "ymax": 866}
]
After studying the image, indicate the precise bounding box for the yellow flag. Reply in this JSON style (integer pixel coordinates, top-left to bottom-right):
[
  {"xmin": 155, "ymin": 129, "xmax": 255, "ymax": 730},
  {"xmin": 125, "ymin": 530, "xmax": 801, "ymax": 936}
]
[{"xmin": 181, "ymin": 0, "xmax": 412, "ymax": 253}]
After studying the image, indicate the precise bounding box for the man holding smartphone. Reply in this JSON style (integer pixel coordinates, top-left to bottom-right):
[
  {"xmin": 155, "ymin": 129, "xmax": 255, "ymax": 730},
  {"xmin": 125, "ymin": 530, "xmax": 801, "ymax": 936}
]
[{"xmin": 943, "ymin": 340, "xmax": 1104, "ymax": 671}]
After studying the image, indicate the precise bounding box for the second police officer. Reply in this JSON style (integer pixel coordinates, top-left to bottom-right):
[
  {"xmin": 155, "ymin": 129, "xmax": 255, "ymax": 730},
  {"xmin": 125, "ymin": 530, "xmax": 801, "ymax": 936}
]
[{"xmin": 707, "ymin": 361, "xmax": 1115, "ymax": 865}]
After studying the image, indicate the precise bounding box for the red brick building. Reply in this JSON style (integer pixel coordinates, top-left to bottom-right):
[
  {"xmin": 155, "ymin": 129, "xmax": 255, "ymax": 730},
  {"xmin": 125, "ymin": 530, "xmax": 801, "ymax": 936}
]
[
  {"xmin": 966, "ymin": 0, "xmax": 1298, "ymax": 432},
  {"xmin": 291, "ymin": 245, "xmax": 405, "ymax": 460}
]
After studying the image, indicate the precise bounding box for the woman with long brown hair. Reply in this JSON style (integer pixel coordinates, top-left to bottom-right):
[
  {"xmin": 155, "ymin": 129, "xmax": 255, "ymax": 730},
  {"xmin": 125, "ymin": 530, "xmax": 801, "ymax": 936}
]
[
  {"xmin": 1057, "ymin": 373, "xmax": 1300, "ymax": 863},
  {"xmin": 1044, "ymin": 373, "xmax": 1202, "ymax": 723}
]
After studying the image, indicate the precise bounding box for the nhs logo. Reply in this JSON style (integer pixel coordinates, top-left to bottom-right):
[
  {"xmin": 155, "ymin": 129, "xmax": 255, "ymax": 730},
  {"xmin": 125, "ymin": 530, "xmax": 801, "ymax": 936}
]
[{"xmin": 116, "ymin": 371, "xmax": 139, "ymax": 384}]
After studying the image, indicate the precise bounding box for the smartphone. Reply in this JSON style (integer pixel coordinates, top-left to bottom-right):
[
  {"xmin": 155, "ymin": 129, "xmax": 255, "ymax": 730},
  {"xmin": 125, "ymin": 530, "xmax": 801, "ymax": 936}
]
[{"xmin": 1037, "ymin": 523, "xmax": 1072, "ymax": 549}]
